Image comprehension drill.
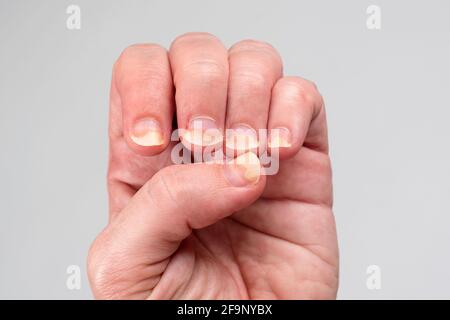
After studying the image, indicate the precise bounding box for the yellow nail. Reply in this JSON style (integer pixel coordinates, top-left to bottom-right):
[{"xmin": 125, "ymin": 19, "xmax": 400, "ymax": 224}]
[
  {"xmin": 226, "ymin": 125, "xmax": 259, "ymax": 151},
  {"xmin": 182, "ymin": 116, "xmax": 223, "ymax": 146},
  {"xmin": 268, "ymin": 127, "xmax": 292, "ymax": 148},
  {"xmin": 131, "ymin": 118, "xmax": 164, "ymax": 146},
  {"xmin": 235, "ymin": 152, "xmax": 261, "ymax": 184},
  {"xmin": 182, "ymin": 129, "xmax": 223, "ymax": 146}
]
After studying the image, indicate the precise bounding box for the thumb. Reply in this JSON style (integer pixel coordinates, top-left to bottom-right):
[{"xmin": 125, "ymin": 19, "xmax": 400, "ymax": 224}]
[{"xmin": 88, "ymin": 152, "xmax": 265, "ymax": 292}]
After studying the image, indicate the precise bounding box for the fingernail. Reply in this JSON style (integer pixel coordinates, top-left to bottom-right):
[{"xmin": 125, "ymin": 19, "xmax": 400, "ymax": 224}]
[
  {"xmin": 226, "ymin": 124, "xmax": 259, "ymax": 152},
  {"xmin": 225, "ymin": 152, "xmax": 261, "ymax": 186},
  {"xmin": 130, "ymin": 118, "xmax": 164, "ymax": 146},
  {"xmin": 182, "ymin": 116, "xmax": 223, "ymax": 146},
  {"xmin": 268, "ymin": 127, "xmax": 292, "ymax": 148}
]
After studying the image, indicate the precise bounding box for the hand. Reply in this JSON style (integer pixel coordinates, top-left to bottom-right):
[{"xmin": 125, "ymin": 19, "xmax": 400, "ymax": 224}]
[{"xmin": 87, "ymin": 33, "xmax": 338, "ymax": 299}]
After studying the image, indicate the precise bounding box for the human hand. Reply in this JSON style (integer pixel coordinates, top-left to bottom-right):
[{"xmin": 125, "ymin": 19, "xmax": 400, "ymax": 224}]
[{"xmin": 87, "ymin": 33, "xmax": 338, "ymax": 299}]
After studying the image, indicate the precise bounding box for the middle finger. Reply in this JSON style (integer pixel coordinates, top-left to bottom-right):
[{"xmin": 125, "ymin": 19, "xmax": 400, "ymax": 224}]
[{"xmin": 169, "ymin": 32, "xmax": 229, "ymax": 148}]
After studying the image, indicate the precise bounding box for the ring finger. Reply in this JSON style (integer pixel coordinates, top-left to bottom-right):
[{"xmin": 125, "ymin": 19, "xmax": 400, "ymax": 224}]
[{"xmin": 226, "ymin": 40, "xmax": 283, "ymax": 155}]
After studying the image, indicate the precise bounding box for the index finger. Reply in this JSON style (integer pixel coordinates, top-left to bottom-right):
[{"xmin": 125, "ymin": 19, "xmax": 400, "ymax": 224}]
[{"xmin": 108, "ymin": 44, "xmax": 175, "ymax": 218}]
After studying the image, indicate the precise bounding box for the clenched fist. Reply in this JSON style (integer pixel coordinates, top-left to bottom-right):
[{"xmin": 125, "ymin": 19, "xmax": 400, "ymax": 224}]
[{"xmin": 87, "ymin": 32, "xmax": 338, "ymax": 299}]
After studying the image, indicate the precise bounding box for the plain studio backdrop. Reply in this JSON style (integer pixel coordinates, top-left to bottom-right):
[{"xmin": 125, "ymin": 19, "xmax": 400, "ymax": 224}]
[{"xmin": 1, "ymin": 0, "xmax": 449, "ymax": 299}]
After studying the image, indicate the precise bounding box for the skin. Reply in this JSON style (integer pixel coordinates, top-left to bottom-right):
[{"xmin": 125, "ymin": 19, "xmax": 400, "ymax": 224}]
[{"xmin": 87, "ymin": 33, "xmax": 339, "ymax": 299}]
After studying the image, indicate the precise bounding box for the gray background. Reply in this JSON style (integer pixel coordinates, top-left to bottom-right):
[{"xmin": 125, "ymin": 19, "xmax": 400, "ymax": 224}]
[{"xmin": 0, "ymin": 0, "xmax": 449, "ymax": 299}]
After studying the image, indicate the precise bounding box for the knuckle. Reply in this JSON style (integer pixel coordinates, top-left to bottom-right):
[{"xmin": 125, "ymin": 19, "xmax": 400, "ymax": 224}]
[
  {"xmin": 115, "ymin": 43, "xmax": 164, "ymax": 69},
  {"xmin": 113, "ymin": 45, "xmax": 170, "ymax": 96},
  {"xmin": 123, "ymin": 43, "xmax": 165, "ymax": 56},
  {"xmin": 231, "ymin": 39, "xmax": 277, "ymax": 54},
  {"xmin": 179, "ymin": 59, "xmax": 228, "ymax": 84},
  {"xmin": 230, "ymin": 39, "xmax": 282, "ymax": 61},
  {"xmin": 279, "ymin": 77, "xmax": 320, "ymax": 105},
  {"xmin": 280, "ymin": 76, "xmax": 315, "ymax": 90},
  {"xmin": 232, "ymin": 70, "xmax": 271, "ymax": 94},
  {"xmin": 173, "ymin": 32, "xmax": 218, "ymax": 44},
  {"xmin": 120, "ymin": 74, "xmax": 166, "ymax": 104},
  {"xmin": 171, "ymin": 33, "xmax": 222, "ymax": 54},
  {"xmin": 230, "ymin": 40, "xmax": 282, "ymax": 80}
]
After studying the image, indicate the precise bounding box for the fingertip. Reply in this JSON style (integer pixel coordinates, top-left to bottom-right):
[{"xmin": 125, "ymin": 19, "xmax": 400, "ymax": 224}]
[{"xmin": 268, "ymin": 76, "xmax": 325, "ymax": 160}]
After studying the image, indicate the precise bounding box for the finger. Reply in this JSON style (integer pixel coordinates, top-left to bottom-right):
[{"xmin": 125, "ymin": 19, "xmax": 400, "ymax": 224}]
[
  {"xmin": 268, "ymin": 76, "xmax": 328, "ymax": 160},
  {"xmin": 226, "ymin": 40, "xmax": 282, "ymax": 155},
  {"xmin": 114, "ymin": 44, "xmax": 174, "ymax": 156},
  {"xmin": 169, "ymin": 32, "xmax": 228, "ymax": 149},
  {"xmin": 108, "ymin": 44, "xmax": 175, "ymax": 218},
  {"xmin": 89, "ymin": 152, "xmax": 265, "ymax": 295}
]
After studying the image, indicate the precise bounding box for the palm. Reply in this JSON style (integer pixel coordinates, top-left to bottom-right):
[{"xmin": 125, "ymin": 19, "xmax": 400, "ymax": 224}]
[{"xmin": 147, "ymin": 146, "xmax": 338, "ymax": 299}]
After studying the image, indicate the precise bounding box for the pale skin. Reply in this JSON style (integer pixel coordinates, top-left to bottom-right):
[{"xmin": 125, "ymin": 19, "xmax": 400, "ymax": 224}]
[{"xmin": 87, "ymin": 33, "xmax": 339, "ymax": 299}]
